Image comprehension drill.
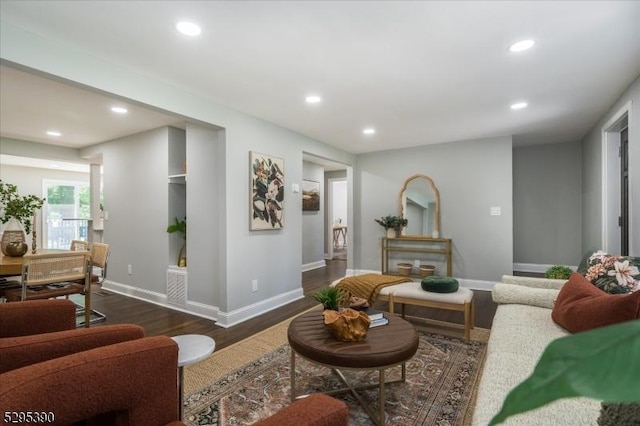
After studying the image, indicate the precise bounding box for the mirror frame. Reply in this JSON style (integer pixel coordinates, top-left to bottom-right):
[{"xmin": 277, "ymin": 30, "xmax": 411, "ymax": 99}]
[{"xmin": 398, "ymin": 173, "xmax": 440, "ymax": 238}]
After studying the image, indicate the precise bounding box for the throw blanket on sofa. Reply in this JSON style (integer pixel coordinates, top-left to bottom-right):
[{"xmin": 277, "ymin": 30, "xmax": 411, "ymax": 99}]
[{"xmin": 336, "ymin": 274, "xmax": 412, "ymax": 306}]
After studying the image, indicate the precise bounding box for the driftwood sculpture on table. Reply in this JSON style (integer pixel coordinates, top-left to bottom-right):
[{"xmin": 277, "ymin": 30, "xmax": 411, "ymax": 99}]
[{"xmin": 323, "ymin": 308, "xmax": 371, "ymax": 341}]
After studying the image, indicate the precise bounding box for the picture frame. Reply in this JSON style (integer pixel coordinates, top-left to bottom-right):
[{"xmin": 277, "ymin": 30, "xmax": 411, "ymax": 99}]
[
  {"xmin": 302, "ymin": 179, "xmax": 320, "ymax": 211},
  {"xmin": 250, "ymin": 151, "xmax": 284, "ymax": 230}
]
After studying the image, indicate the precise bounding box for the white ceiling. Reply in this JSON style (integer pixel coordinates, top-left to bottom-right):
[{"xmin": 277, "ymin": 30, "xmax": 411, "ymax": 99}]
[{"xmin": 0, "ymin": 1, "xmax": 639, "ymax": 158}]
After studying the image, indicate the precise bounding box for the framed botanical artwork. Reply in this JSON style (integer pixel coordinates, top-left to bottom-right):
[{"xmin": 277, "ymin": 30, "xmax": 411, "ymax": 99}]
[
  {"xmin": 250, "ymin": 151, "xmax": 284, "ymax": 230},
  {"xmin": 302, "ymin": 179, "xmax": 320, "ymax": 211}
]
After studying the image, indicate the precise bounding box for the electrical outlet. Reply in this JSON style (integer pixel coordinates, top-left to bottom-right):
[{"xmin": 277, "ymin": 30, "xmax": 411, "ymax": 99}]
[
  {"xmin": 127, "ymin": 264, "xmax": 133, "ymax": 275},
  {"xmin": 414, "ymin": 260, "xmax": 420, "ymax": 268},
  {"xmin": 252, "ymin": 279, "xmax": 258, "ymax": 292}
]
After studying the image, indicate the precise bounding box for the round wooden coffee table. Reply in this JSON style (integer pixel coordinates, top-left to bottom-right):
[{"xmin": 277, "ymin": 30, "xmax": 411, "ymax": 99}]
[{"xmin": 288, "ymin": 310, "xmax": 419, "ymax": 425}]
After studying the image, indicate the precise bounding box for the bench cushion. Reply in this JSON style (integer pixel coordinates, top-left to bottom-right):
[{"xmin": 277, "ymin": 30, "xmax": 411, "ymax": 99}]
[
  {"xmin": 379, "ymin": 281, "xmax": 473, "ymax": 304},
  {"xmin": 421, "ymin": 276, "xmax": 459, "ymax": 293}
]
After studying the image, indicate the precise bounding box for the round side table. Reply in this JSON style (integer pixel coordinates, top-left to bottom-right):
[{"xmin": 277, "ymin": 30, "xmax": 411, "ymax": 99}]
[{"xmin": 171, "ymin": 334, "xmax": 216, "ymax": 419}]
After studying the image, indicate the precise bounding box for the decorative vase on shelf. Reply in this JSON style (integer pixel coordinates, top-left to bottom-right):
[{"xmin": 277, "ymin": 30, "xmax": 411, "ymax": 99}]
[
  {"xmin": 386, "ymin": 228, "xmax": 397, "ymax": 238},
  {"xmin": 1, "ymin": 217, "xmax": 27, "ymax": 257}
]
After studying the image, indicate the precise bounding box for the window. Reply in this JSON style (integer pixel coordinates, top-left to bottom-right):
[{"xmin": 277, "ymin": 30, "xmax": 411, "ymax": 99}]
[{"xmin": 43, "ymin": 180, "xmax": 90, "ymax": 248}]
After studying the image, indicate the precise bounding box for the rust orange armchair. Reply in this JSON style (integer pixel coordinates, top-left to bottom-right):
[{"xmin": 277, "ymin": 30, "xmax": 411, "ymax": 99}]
[{"xmin": 0, "ymin": 299, "xmax": 144, "ymax": 374}]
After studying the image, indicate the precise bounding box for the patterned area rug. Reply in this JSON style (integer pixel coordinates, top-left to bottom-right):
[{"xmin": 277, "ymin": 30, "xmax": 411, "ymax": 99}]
[{"xmin": 184, "ymin": 327, "xmax": 487, "ymax": 425}]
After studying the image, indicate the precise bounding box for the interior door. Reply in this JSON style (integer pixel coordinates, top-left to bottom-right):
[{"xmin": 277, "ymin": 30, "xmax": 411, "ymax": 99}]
[{"xmin": 620, "ymin": 126, "xmax": 629, "ymax": 255}]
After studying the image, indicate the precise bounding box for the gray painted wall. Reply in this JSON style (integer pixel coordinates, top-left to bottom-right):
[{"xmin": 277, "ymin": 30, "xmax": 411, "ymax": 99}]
[
  {"xmin": 302, "ymin": 161, "xmax": 325, "ymax": 267},
  {"xmin": 98, "ymin": 127, "xmax": 171, "ymax": 295},
  {"xmin": 355, "ymin": 136, "xmax": 513, "ymax": 282},
  {"xmin": 513, "ymin": 141, "xmax": 582, "ymax": 265},
  {"xmin": 185, "ymin": 123, "xmax": 226, "ymax": 309},
  {"xmin": 581, "ymin": 74, "xmax": 640, "ymax": 256}
]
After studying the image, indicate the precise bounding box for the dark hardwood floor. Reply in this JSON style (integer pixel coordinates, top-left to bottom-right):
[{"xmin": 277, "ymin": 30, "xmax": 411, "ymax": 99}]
[{"xmin": 90, "ymin": 259, "xmax": 498, "ymax": 351}]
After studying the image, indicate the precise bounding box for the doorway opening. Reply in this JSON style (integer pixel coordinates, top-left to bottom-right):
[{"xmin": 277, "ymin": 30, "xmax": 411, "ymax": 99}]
[
  {"xmin": 328, "ymin": 178, "xmax": 348, "ymax": 260},
  {"xmin": 301, "ymin": 153, "xmax": 351, "ymax": 278}
]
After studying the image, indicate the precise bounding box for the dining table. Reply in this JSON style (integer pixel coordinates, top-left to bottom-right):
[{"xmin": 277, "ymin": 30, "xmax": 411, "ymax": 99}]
[
  {"xmin": 0, "ymin": 249, "xmax": 68, "ymax": 277},
  {"xmin": 0, "ymin": 254, "xmax": 24, "ymax": 277}
]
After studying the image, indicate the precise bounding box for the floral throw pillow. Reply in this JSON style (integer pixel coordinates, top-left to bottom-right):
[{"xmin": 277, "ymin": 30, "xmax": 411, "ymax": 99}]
[{"xmin": 579, "ymin": 250, "xmax": 640, "ymax": 294}]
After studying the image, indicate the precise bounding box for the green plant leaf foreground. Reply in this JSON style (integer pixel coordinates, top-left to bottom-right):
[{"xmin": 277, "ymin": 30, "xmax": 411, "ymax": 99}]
[{"xmin": 489, "ymin": 320, "xmax": 640, "ymax": 425}]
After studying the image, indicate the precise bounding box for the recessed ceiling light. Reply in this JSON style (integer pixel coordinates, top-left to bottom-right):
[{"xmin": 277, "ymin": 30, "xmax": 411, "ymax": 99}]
[
  {"xmin": 363, "ymin": 128, "xmax": 376, "ymax": 135},
  {"xmin": 509, "ymin": 39, "xmax": 535, "ymax": 52},
  {"xmin": 49, "ymin": 164, "xmax": 59, "ymax": 168},
  {"xmin": 176, "ymin": 21, "xmax": 201, "ymax": 36},
  {"xmin": 46, "ymin": 131, "xmax": 61, "ymax": 137},
  {"xmin": 111, "ymin": 106, "xmax": 128, "ymax": 114},
  {"xmin": 510, "ymin": 102, "xmax": 528, "ymax": 110},
  {"xmin": 305, "ymin": 95, "xmax": 322, "ymax": 104}
]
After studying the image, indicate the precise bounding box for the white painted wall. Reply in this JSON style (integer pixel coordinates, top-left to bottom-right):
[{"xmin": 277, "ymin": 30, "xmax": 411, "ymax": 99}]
[{"xmin": 355, "ymin": 136, "xmax": 513, "ymax": 281}]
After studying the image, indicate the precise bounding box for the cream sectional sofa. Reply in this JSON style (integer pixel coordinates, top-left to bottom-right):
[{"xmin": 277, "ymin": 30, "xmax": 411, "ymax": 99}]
[{"xmin": 472, "ymin": 275, "xmax": 601, "ymax": 425}]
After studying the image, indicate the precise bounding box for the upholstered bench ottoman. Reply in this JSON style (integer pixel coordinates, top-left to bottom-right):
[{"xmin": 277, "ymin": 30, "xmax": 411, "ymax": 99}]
[{"xmin": 377, "ymin": 282, "xmax": 474, "ymax": 341}]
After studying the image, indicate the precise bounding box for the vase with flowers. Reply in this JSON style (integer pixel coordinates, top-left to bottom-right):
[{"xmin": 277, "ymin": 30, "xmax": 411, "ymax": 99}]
[{"xmin": 0, "ymin": 180, "xmax": 45, "ymax": 256}]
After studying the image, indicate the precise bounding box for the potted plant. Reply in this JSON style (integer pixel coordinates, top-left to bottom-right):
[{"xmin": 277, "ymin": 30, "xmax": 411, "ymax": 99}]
[
  {"xmin": 374, "ymin": 215, "xmax": 408, "ymax": 238},
  {"xmin": 0, "ymin": 180, "xmax": 45, "ymax": 256},
  {"xmin": 313, "ymin": 286, "xmax": 341, "ymax": 311},
  {"xmin": 166, "ymin": 217, "xmax": 187, "ymax": 266},
  {"xmin": 544, "ymin": 265, "xmax": 573, "ymax": 279}
]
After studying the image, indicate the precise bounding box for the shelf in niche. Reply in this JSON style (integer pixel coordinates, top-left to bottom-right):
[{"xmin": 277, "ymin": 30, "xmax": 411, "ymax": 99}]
[{"xmin": 168, "ymin": 174, "xmax": 187, "ymax": 184}]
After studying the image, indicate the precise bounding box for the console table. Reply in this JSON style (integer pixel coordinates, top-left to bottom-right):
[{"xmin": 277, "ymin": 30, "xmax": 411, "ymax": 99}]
[{"xmin": 381, "ymin": 236, "xmax": 452, "ymax": 277}]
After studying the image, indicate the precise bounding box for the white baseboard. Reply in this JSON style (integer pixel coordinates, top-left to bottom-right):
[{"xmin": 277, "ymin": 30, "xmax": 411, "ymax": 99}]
[
  {"xmin": 102, "ymin": 280, "xmax": 219, "ymax": 321},
  {"xmin": 103, "ymin": 280, "xmax": 305, "ymax": 327},
  {"xmin": 215, "ymin": 288, "xmax": 304, "ymax": 328},
  {"xmin": 302, "ymin": 260, "xmax": 326, "ymax": 272},
  {"xmin": 513, "ymin": 263, "xmax": 577, "ymax": 273}
]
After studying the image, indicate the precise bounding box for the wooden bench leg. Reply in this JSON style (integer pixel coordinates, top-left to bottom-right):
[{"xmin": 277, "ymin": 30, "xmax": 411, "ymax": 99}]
[
  {"xmin": 463, "ymin": 301, "xmax": 472, "ymax": 342},
  {"xmin": 388, "ymin": 294, "xmax": 395, "ymax": 314}
]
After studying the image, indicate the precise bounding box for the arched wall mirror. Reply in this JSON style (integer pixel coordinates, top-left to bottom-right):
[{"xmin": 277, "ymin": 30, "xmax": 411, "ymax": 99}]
[{"xmin": 398, "ymin": 174, "xmax": 440, "ymax": 238}]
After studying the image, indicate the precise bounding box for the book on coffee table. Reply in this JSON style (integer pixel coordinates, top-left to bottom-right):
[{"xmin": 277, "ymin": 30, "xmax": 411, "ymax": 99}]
[
  {"xmin": 364, "ymin": 308, "xmax": 384, "ymax": 321},
  {"xmin": 369, "ymin": 316, "xmax": 389, "ymax": 328}
]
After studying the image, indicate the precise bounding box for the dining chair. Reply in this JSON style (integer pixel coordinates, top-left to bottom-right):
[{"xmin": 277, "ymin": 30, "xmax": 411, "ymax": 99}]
[
  {"xmin": 90, "ymin": 242, "xmax": 110, "ymax": 284},
  {"xmin": 4, "ymin": 251, "xmax": 92, "ymax": 327},
  {"xmin": 70, "ymin": 239, "xmax": 89, "ymax": 251}
]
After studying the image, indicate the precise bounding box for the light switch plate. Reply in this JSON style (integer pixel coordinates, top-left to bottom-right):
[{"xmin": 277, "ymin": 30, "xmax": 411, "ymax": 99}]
[
  {"xmin": 490, "ymin": 206, "xmax": 501, "ymax": 216},
  {"xmin": 292, "ymin": 183, "xmax": 300, "ymax": 193}
]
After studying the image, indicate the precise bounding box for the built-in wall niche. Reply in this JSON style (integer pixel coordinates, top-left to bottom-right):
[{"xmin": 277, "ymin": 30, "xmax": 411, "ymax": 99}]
[{"xmin": 168, "ymin": 127, "xmax": 187, "ymax": 267}]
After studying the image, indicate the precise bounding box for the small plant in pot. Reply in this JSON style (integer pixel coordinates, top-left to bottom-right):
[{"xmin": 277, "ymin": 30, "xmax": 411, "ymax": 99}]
[
  {"xmin": 544, "ymin": 265, "xmax": 573, "ymax": 279},
  {"xmin": 374, "ymin": 215, "xmax": 408, "ymax": 238},
  {"xmin": 166, "ymin": 217, "xmax": 187, "ymax": 266},
  {"xmin": 313, "ymin": 286, "xmax": 341, "ymax": 311}
]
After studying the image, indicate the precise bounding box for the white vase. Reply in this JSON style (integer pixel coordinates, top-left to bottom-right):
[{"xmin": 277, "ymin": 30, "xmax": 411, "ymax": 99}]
[{"xmin": 386, "ymin": 228, "xmax": 397, "ymax": 238}]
